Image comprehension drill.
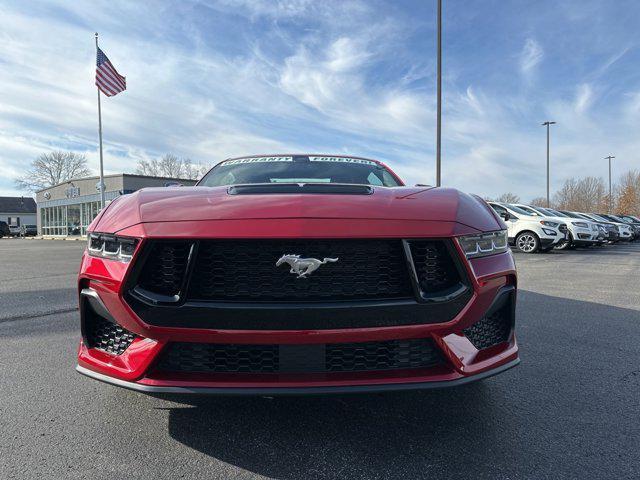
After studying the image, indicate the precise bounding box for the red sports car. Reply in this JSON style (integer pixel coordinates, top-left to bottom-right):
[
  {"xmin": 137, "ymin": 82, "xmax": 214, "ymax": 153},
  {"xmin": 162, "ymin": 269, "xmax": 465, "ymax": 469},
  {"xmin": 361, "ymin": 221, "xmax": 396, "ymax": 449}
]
[{"xmin": 76, "ymin": 154, "xmax": 518, "ymax": 394}]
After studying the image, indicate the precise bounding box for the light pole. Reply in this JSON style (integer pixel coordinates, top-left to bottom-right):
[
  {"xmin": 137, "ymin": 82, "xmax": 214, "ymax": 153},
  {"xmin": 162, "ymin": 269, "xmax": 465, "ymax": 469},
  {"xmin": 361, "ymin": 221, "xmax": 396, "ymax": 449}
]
[
  {"xmin": 604, "ymin": 155, "xmax": 615, "ymax": 213},
  {"xmin": 541, "ymin": 121, "xmax": 556, "ymax": 207},
  {"xmin": 435, "ymin": 0, "xmax": 442, "ymax": 187}
]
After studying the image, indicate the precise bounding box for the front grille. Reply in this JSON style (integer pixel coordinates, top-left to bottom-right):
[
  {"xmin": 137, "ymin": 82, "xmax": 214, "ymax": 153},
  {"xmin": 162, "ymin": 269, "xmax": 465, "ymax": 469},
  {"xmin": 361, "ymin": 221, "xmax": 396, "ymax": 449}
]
[
  {"xmin": 86, "ymin": 317, "xmax": 137, "ymax": 355},
  {"xmin": 559, "ymin": 224, "xmax": 568, "ymax": 234},
  {"xmin": 408, "ymin": 241, "xmax": 461, "ymax": 294},
  {"xmin": 155, "ymin": 338, "xmax": 444, "ymax": 374},
  {"xmin": 188, "ymin": 239, "xmax": 413, "ymax": 302},
  {"xmin": 133, "ymin": 239, "xmax": 466, "ymax": 303},
  {"xmin": 463, "ymin": 296, "xmax": 512, "ymax": 350},
  {"xmin": 137, "ymin": 241, "xmax": 191, "ymax": 297}
]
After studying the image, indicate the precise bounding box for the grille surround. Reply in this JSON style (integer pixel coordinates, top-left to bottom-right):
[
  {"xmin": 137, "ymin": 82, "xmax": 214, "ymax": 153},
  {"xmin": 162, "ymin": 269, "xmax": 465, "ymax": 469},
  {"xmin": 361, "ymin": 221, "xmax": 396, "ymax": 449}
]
[{"xmin": 155, "ymin": 338, "xmax": 444, "ymax": 374}]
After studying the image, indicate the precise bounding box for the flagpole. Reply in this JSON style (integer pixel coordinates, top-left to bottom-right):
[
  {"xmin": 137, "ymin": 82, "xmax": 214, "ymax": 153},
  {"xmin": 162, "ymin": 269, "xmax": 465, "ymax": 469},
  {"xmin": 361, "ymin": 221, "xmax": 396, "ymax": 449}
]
[{"xmin": 95, "ymin": 32, "xmax": 106, "ymax": 210}]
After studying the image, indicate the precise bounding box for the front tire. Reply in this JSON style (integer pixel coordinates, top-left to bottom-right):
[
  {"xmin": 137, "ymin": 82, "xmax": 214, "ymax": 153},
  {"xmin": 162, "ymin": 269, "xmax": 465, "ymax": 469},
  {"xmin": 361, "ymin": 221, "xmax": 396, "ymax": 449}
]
[{"xmin": 516, "ymin": 232, "xmax": 540, "ymax": 253}]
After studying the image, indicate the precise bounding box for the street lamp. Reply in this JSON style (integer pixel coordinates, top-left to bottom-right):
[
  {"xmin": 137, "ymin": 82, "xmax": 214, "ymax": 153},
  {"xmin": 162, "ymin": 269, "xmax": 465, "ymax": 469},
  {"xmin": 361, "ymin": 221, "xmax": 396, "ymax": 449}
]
[
  {"xmin": 604, "ymin": 155, "xmax": 615, "ymax": 213},
  {"xmin": 435, "ymin": 0, "xmax": 442, "ymax": 187},
  {"xmin": 541, "ymin": 121, "xmax": 556, "ymax": 207}
]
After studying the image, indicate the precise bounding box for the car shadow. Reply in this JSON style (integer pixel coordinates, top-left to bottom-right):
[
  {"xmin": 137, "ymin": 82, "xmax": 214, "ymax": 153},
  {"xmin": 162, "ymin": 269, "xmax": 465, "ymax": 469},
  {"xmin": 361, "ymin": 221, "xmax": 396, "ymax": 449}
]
[
  {"xmin": 164, "ymin": 382, "xmax": 502, "ymax": 479},
  {"xmin": 155, "ymin": 290, "xmax": 640, "ymax": 478}
]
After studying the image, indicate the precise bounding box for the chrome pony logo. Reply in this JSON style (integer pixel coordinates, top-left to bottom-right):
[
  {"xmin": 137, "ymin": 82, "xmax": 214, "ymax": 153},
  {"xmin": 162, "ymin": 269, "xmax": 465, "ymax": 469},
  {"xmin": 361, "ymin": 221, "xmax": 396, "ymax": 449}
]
[{"xmin": 276, "ymin": 254, "xmax": 338, "ymax": 278}]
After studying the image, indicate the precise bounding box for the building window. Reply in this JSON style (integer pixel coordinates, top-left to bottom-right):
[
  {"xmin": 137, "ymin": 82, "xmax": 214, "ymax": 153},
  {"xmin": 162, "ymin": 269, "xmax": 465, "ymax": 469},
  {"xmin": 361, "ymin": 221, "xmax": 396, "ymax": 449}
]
[{"xmin": 41, "ymin": 201, "xmax": 105, "ymax": 236}]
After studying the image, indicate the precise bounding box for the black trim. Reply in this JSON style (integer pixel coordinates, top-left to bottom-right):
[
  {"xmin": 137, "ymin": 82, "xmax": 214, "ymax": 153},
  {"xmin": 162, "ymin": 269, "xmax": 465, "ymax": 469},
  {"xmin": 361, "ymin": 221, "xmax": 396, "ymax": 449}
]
[
  {"xmin": 125, "ymin": 293, "xmax": 473, "ymax": 330},
  {"xmin": 76, "ymin": 358, "xmax": 520, "ymax": 395},
  {"xmin": 227, "ymin": 183, "xmax": 374, "ymax": 195}
]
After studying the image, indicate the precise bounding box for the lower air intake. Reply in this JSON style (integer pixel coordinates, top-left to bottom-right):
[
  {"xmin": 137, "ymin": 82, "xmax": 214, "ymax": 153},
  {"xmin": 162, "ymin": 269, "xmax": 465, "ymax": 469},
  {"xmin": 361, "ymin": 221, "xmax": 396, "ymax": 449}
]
[
  {"xmin": 463, "ymin": 292, "xmax": 513, "ymax": 350},
  {"xmin": 86, "ymin": 317, "xmax": 137, "ymax": 355},
  {"xmin": 155, "ymin": 338, "xmax": 444, "ymax": 374}
]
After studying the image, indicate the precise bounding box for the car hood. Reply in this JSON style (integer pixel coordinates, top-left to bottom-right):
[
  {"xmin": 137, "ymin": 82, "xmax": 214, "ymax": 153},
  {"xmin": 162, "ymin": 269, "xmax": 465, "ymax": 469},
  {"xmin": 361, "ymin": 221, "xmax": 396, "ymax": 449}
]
[{"xmin": 90, "ymin": 185, "xmax": 503, "ymax": 234}]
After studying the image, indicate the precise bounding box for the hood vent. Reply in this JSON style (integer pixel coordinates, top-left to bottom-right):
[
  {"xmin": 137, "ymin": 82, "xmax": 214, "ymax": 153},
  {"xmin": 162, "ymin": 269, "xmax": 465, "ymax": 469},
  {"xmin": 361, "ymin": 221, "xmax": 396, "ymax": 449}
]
[{"xmin": 227, "ymin": 183, "xmax": 374, "ymax": 195}]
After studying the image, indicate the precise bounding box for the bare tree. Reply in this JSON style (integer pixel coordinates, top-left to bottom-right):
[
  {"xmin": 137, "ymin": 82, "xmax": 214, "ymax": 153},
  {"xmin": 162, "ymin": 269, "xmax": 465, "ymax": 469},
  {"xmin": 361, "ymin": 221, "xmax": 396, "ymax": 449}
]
[
  {"xmin": 530, "ymin": 197, "xmax": 548, "ymax": 207},
  {"xmin": 554, "ymin": 176, "xmax": 606, "ymax": 212},
  {"xmin": 14, "ymin": 151, "xmax": 92, "ymax": 192},
  {"xmin": 495, "ymin": 192, "xmax": 520, "ymax": 203},
  {"xmin": 135, "ymin": 153, "xmax": 208, "ymax": 180}
]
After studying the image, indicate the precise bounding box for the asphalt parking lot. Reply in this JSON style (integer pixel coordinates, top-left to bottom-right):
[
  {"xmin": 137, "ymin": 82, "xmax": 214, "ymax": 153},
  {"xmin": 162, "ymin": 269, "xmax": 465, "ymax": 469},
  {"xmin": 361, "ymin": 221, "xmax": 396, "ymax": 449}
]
[{"xmin": 1, "ymin": 239, "xmax": 639, "ymax": 479}]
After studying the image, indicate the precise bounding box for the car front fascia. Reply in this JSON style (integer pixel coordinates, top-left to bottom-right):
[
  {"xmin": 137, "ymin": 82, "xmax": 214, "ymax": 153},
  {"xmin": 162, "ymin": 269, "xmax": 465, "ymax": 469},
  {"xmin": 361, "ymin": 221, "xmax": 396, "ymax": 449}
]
[{"xmin": 77, "ymin": 217, "xmax": 518, "ymax": 393}]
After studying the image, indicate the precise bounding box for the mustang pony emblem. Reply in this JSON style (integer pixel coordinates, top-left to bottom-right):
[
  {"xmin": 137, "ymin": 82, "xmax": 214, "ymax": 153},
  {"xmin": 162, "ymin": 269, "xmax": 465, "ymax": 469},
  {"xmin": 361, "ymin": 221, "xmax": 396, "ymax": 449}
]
[{"xmin": 276, "ymin": 254, "xmax": 338, "ymax": 278}]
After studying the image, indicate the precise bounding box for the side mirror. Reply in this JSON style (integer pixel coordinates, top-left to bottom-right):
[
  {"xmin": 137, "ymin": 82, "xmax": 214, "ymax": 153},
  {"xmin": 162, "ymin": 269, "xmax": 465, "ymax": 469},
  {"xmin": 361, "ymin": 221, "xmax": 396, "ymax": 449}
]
[{"xmin": 500, "ymin": 212, "xmax": 511, "ymax": 221}]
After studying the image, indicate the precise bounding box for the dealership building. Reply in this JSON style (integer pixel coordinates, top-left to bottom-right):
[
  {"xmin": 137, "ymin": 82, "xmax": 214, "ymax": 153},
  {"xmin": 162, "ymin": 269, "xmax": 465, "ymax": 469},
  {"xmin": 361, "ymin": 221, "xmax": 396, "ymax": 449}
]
[{"xmin": 36, "ymin": 174, "xmax": 196, "ymax": 236}]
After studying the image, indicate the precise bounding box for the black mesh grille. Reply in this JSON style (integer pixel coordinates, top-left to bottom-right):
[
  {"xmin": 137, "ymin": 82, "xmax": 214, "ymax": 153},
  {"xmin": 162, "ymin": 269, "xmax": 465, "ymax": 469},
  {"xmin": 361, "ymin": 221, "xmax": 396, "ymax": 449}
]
[
  {"xmin": 187, "ymin": 239, "xmax": 413, "ymax": 301},
  {"xmin": 156, "ymin": 343, "xmax": 279, "ymax": 373},
  {"xmin": 325, "ymin": 338, "xmax": 443, "ymax": 372},
  {"xmin": 463, "ymin": 300, "xmax": 512, "ymax": 350},
  {"xmin": 137, "ymin": 241, "xmax": 191, "ymax": 297},
  {"xmin": 408, "ymin": 241, "xmax": 461, "ymax": 294},
  {"xmin": 155, "ymin": 339, "xmax": 444, "ymax": 374},
  {"xmin": 86, "ymin": 318, "xmax": 137, "ymax": 355}
]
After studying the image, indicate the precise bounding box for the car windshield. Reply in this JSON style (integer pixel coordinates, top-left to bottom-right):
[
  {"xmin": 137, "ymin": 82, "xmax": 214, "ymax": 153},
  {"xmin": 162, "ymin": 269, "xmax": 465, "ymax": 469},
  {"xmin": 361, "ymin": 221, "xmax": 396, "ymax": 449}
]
[
  {"xmin": 198, "ymin": 155, "xmax": 401, "ymax": 187},
  {"xmin": 514, "ymin": 205, "xmax": 543, "ymax": 216},
  {"xmin": 526, "ymin": 206, "xmax": 546, "ymax": 215},
  {"xmin": 506, "ymin": 204, "xmax": 535, "ymax": 216},
  {"xmin": 546, "ymin": 208, "xmax": 568, "ymax": 217},
  {"xmin": 588, "ymin": 214, "xmax": 609, "ymax": 222}
]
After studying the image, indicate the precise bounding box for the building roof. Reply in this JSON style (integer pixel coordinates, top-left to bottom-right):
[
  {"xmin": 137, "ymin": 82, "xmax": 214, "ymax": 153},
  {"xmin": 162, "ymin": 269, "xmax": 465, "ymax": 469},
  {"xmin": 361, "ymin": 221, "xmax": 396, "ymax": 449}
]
[
  {"xmin": 36, "ymin": 173, "xmax": 199, "ymax": 193},
  {"xmin": 0, "ymin": 196, "xmax": 37, "ymax": 214}
]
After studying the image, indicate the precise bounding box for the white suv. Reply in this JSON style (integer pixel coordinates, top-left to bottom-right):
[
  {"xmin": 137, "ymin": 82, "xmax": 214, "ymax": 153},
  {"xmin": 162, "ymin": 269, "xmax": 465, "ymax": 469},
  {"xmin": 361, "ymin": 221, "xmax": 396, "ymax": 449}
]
[
  {"xmin": 510, "ymin": 204, "xmax": 599, "ymax": 249},
  {"xmin": 488, "ymin": 202, "xmax": 568, "ymax": 253}
]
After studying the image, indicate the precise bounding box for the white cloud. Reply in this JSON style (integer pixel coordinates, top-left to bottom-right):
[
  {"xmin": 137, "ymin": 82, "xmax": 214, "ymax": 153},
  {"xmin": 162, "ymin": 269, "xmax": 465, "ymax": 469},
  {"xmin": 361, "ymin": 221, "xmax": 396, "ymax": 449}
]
[
  {"xmin": 519, "ymin": 38, "xmax": 544, "ymax": 77},
  {"xmin": 574, "ymin": 83, "xmax": 593, "ymax": 114}
]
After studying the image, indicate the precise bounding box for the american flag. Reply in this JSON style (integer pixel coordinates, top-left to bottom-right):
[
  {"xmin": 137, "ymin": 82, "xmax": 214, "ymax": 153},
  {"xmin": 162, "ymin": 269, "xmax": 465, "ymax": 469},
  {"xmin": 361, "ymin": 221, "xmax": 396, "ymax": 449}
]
[{"xmin": 95, "ymin": 47, "xmax": 126, "ymax": 97}]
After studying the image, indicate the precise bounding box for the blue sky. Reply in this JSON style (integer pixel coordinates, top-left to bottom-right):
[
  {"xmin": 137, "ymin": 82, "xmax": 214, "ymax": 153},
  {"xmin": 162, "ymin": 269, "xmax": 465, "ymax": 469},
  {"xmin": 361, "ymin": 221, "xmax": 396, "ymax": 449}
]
[{"xmin": 1, "ymin": 0, "xmax": 639, "ymax": 200}]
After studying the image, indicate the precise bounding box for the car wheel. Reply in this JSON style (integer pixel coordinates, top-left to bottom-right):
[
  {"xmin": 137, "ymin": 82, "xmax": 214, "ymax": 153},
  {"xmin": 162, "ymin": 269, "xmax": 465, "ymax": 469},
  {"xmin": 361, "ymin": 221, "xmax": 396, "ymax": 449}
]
[{"xmin": 516, "ymin": 232, "xmax": 540, "ymax": 253}]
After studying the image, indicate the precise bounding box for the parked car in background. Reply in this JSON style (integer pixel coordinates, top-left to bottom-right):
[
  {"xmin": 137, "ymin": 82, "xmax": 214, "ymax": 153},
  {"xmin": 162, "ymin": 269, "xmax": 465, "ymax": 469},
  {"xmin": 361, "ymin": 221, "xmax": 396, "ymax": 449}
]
[
  {"xmin": 588, "ymin": 213, "xmax": 633, "ymax": 241},
  {"xmin": 616, "ymin": 215, "xmax": 640, "ymax": 240},
  {"xmin": 23, "ymin": 225, "xmax": 38, "ymax": 236},
  {"xmin": 511, "ymin": 204, "xmax": 599, "ymax": 249},
  {"xmin": 8, "ymin": 225, "xmax": 21, "ymax": 236},
  {"xmin": 572, "ymin": 213, "xmax": 621, "ymax": 243},
  {"xmin": 0, "ymin": 221, "xmax": 10, "ymax": 237},
  {"xmin": 488, "ymin": 202, "xmax": 568, "ymax": 253},
  {"xmin": 599, "ymin": 214, "xmax": 638, "ymax": 241},
  {"xmin": 542, "ymin": 207, "xmax": 607, "ymax": 245}
]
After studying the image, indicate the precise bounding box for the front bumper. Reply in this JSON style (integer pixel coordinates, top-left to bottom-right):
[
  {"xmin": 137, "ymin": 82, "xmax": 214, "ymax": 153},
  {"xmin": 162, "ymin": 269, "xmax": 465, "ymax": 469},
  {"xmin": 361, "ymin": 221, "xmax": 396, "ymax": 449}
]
[
  {"xmin": 77, "ymin": 232, "xmax": 519, "ymax": 394},
  {"xmin": 77, "ymin": 357, "xmax": 520, "ymax": 395}
]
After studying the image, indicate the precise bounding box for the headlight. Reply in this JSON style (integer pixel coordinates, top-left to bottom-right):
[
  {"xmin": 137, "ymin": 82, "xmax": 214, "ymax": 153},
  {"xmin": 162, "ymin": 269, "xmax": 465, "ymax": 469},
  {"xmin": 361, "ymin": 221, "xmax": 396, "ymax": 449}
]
[
  {"xmin": 542, "ymin": 228, "xmax": 557, "ymax": 236},
  {"xmin": 540, "ymin": 220, "xmax": 559, "ymax": 228},
  {"xmin": 87, "ymin": 233, "xmax": 138, "ymax": 262},
  {"xmin": 457, "ymin": 230, "xmax": 508, "ymax": 259},
  {"xmin": 571, "ymin": 221, "xmax": 588, "ymax": 228}
]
